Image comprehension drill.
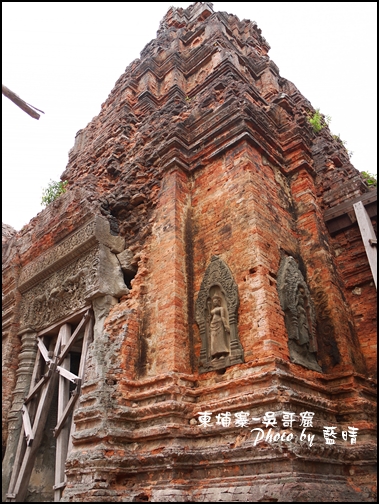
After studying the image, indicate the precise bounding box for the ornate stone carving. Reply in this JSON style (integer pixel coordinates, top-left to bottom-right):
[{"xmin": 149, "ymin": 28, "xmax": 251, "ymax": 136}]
[
  {"xmin": 18, "ymin": 217, "xmax": 128, "ymax": 331},
  {"xmin": 277, "ymin": 256, "xmax": 322, "ymax": 372},
  {"xmin": 20, "ymin": 250, "xmax": 94, "ymax": 330},
  {"xmin": 195, "ymin": 256, "xmax": 243, "ymax": 373},
  {"xmin": 18, "ymin": 216, "xmax": 124, "ymax": 293},
  {"xmin": 1, "ymin": 329, "xmax": 38, "ymax": 501}
]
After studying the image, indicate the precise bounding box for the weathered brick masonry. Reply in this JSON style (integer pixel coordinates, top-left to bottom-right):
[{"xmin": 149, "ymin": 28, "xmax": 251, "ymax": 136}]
[{"xmin": 2, "ymin": 2, "xmax": 376, "ymax": 502}]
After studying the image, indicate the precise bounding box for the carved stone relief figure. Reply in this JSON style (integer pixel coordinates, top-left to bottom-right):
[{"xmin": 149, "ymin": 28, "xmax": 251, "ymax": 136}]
[
  {"xmin": 277, "ymin": 256, "xmax": 322, "ymax": 372},
  {"xmin": 208, "ymin": 292, "xmax": 230, "ymax": 360},
  {"xmin": 195, "ymin": 256, "xmax": 244, "ymax": 373}
]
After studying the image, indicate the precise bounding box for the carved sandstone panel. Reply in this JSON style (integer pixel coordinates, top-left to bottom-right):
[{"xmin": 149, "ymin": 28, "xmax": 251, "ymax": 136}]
[
  {"xmin": 18, "ymin": 216, "xmax": 124, "ymax": 293},
  {"xmin": 195, "ymin": 255, "xmax": 244, "ymax": 373},
  {"xmin": 18, "ymin": 217, "xmax": 127, "ymax": 331},
  {"xmin": 277, "ymin": 255, "xmax": 322, "ymax": 372}
]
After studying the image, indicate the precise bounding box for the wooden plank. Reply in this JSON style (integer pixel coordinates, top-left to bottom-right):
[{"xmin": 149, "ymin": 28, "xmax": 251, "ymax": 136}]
[
  {"xmin": 6, "ymin": 424, "xmax": 27, "ymax": 501},
  {"xmin": 21, "ymin": 406, "xmax": 34, "ymax": 446},
  {"xmin": 53, "ymin": 481, "xmax": 67, "ymax": 491},
  {"xmin": 11, "ymin": 334, "xmax": 63, "ymax": 503},
  {"xmin": 29, "ymin": 342, "xmax": 44, "ymax": 392},
  {"xmin": 6, "ymin": 336, "xmax": 43, "ymax": 499},
  {"xmin": 78, "ymin": 316, "xmax": 94, "ymax": 378},
  {"xmin": 53, "ymin": 481, "xmax": 67, "ymax": 492},
  {"xmin": 324, "ymin": 214, "xmax": 353, "ymax": 234},
  {"xmin": 67, "ymin": 315, "xmax": 94, "ymax": 455},
  {"xmin": 11, "ymin": 362, "xmax": 59, "ymax": 502},
  {"xmin": 54, "ymin": 389, "xmax": 80, "ymax": 439},
  {"xmin": 37, "ymin": 338, "xmax": 51, "ymax": 363},
  {"xmin": 324, "ymin": 189, "xmax": 377, "ymax": 221},
  {"xmin": 55, "ymin": 324, "xmax": 71, "ymax": 502},
  {"xmin": 52, "ymin": 325, "xmax": 64, "ymax": 361},
  {"xmin": 24, "ymin": 375, "xmax": 47, "ymax": 405},
  {"xmin": 2, "ymin": 84, "xmax": 44, "ymax": 120},
  {"xmin": 325, "ymin": 202, "xmax": 377, "ymax": 234},
  {"xmin": 57, "ymin": 310, "xmax": 90, "ymax": 364},
  {"xmin": 36, "ymin": 306, "xmax": 91, "ymax": 337},
  {"xmin": 354, "ymin": 201, "xmax": 377, "ymax": 288},
  {"xmin": 7, "ymin": 315, "xmax": 93, "ymax": 502},
  {"xmin": 57, "ymin": 366, "xmax": 79, "ymax": 383}
]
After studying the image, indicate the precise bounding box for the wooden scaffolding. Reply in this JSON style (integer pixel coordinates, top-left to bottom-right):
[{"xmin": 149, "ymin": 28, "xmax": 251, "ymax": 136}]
[{"xmin": 6, "ymin": 308, "xmax": 93, "ymax": 503}]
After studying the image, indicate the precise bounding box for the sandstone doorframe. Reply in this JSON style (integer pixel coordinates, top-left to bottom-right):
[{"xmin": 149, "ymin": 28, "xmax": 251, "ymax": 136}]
[{"xmin": 4, "ymin": 215, "xmax": 128, "ymax": 502}]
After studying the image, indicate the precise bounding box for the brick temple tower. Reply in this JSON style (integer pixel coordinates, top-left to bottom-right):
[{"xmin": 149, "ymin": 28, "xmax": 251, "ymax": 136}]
[{"xmin": 2, "ymin": 3, "xmax": 376, "ymax": 502}]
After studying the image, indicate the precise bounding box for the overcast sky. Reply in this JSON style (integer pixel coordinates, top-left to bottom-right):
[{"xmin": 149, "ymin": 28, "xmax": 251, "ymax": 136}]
[{"xmin": 2, "ymin": 2, "xmax": 377, "ymax": 231}]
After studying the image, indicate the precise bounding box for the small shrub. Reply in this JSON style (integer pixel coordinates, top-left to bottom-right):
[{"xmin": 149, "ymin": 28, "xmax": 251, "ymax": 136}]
[
  {"xmin": 361, "ymin": 171, "xmax": 377, "ymax": 187},
  {"xmin": 308, "ymin": 108, "xmax": 331, "ymax": 134},
  {"xmin": 333, "ymin": 134, "xmax": 347, "ymax": 146},
  {"xmin": 332, "ymin": 134, "xmax": 353, "ymax": 158},
  {"xmin": 41, "ymin": 180, "xmax": 68, "ymax": 206}
]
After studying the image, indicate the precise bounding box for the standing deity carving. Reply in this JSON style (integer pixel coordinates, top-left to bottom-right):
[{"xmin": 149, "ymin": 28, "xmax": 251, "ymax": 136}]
[
  {"xmin": 277, "ymin": 256, "xmax": 322, "ymax": 372},
  {"xmin": 208, "ymin": 294, "xmax": 230, "ymax": 360},
  {"xmin": 195, "ymin": 256, "xmax": 244, "ymax": 372}
]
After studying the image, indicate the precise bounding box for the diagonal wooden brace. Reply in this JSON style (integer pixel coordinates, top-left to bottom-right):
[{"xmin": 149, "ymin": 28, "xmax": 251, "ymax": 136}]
[
  {"xmin": 21, "ymin": 406, "xmax": 34, "ymax": 446},
  {"xmin": 56, "ymin": 366, "xmax": 79, "ymax": 384}
]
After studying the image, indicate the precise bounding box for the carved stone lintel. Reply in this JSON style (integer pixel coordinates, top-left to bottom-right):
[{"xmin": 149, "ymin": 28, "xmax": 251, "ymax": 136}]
[
  {"xmin": 277, "ymin": 256, "xmax": 322, "ymax": 372},
  {"xmin": 195, "ymin": 256, "xmax": 244, "ymax": 373},
  {"xmin": 18, "ymin": 215, "xmax": 125, "ymax": 293},
  {"xmin": 18, "ymin": 216, "xmax": 128, "ymax": 332}
]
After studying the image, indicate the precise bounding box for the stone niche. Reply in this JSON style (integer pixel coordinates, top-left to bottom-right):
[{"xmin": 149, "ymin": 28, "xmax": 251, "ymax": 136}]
[
  {"xmin": 18, "ymin": 215, "xmax": 128, "ymax": 332},
  {"xmin": 277, "ymin": 255, "xmax": 322, "ymax": 372},
  {"xmin": 195, "ymin": 255, "xmax": 244, "ymax": 372}
]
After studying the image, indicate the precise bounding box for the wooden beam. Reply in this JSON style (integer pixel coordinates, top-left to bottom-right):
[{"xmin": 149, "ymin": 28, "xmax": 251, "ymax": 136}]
[
  {"xmin": 353, "ymin": 201, "xmax": 377, "ymax": 288},
  {"xmin": 10, "ymin": 363, "xmax": 59, "ymax": 502},
  {"xmin": 56, "ymin": 366, "xmax": 79, "ymax": 383},
  {"xmin": 36, "ymin": 306, "xmax": 91, "ymax": 337},
  {"xmin": 5, "ymin": 423, "xmax": 26, "ymax": 502},
  {"xmin": 9, "ymin": 331, "xmax": 63, "ymax": 502},
  {"xmin": 77, "ymin": 316, "xmax": 93, "ymax": 382},
  {"xmin": 324, "ymin": 190, "xmax": 377, "ymax": 235},
  {"xmin": 2, "ymin": 84, "xmax": 44, "ymax": 120},
  {"xmin": 6, "ymin": 343, "xmax": 44, "ymax": 500},
  {"xmin": 53, "ymin": 481, "xmax": 67, "ymax": 491},
  {"xmin": 7, "ymin": 314, "xmax": 94, "ymax": 502},
  {"xmin": 67, "ymin": 315, "xmax": 94, "ymax": 455},
  {"xmin": 324, "ymin": 189, "xmax": 377, "ymax": 222},
  {"xmin": 37, "ymin": 338, "xmax": 51, "ymax": 364},
  {"xmin": 24, "ymin": 374, "xmax": 47, "ymax": 404},
  {"xmin": 57, "ymin": 310, "xmax": 90, "ymax": 364},
  {"xmin": 53, "ymin": 389, "xmax": 80, "ymax": 439},
  {"xmin": 21, "ymin": 406, "xmax": 34, "ymax": 446},
  {"xmin": 55, "ymin": 324, "xmax": 71, "ymax": 502}
]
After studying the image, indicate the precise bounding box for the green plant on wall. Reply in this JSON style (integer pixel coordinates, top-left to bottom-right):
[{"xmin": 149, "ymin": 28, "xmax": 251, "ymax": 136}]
[
  {"xmin": 310, "ymin": 112, "xmax": 355, "ymax": 160},
  {"xmin": 332, "ymin": 134, "xmax": 354, "ymax": 158},
  {"xmin": 41, "ymin": 180, "xmax": 68, "ymax": 206},
  {"xmin": 308, "ymin": 108, "xmax": 331, "ymax": 134},
  {"xmin": 361, "ymin": 171, "xmax": 377, "ymax": 187}
]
